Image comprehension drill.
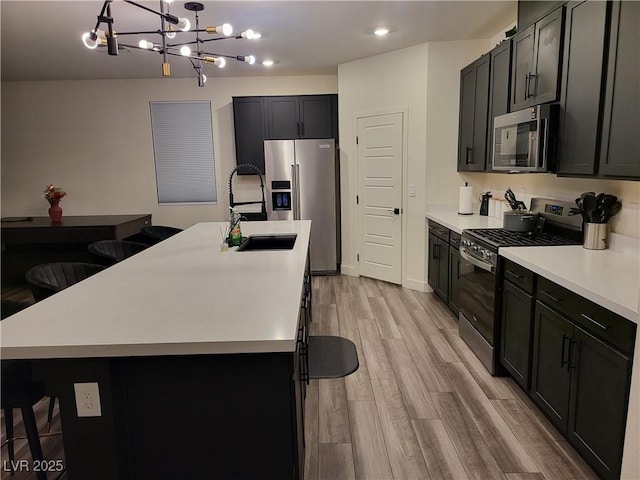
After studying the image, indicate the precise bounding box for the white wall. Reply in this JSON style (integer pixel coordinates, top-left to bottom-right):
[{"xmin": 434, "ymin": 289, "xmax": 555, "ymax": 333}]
[
  {"xmin": 338, "ymin": 40, "xmax": 488, "ymax": 289},
  {"xmin": 1, "ymin": 75, "xmax": 337, "ymax": 228}
]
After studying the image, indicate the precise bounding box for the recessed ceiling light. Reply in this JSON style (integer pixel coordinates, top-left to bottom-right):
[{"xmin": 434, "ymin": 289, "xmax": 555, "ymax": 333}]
[
  {"xmin": 374, "ymin": 27, "xmax": 389, "ymax": 36},
  {"xmin": 262, "ymin": 59, "xmax": 274, "ymax": 67}
]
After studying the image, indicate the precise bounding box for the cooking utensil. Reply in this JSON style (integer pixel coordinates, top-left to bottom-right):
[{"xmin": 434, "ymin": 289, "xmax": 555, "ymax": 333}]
[
  {"xmin": 505, "ymin": 188, "xmax": 518, "ymax": 210},
  {"xmin": 582, "ymin": 194, "xmax": 597, "ymax": 222},
  {"xmin": 505, "ymin": 188, "xmax": 527, "ymax": 210},
  {"xmin": 503, "ymin": 210, "xmax": 540, "ymax": 232}
]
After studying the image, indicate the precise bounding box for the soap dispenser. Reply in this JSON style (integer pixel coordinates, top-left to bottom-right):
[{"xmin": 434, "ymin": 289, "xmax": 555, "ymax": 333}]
[{"xmin": 480, "ymin": 192, "xmax": 492, "ymax": 216}]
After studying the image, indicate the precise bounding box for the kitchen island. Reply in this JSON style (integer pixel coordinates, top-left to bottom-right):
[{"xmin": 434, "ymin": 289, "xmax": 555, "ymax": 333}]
[{"xmin": 0, "ymin": 220, "xmax": 311, "ymax": 479}]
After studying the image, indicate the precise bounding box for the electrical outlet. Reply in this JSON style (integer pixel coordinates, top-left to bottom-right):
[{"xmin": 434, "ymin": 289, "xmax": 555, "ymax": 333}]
[{"xmin": 74, "ymin": 382, "xmax": 102, "ymax": 417}]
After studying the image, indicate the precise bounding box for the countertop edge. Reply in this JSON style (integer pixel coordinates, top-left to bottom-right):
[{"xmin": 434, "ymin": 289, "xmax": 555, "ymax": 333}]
[
  {"xmin": 500, "ymin": 248, "xmax": 639, "ymax": 324},
  {"xmin": 2, "ymin": 339, "xmax": 298, "ymax": 359}
]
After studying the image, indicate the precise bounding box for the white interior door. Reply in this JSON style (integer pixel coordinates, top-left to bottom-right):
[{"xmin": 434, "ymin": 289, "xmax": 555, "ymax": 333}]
[{"xmin": 357, "ymin": 112, "xmax": 403, "ymax": 284}]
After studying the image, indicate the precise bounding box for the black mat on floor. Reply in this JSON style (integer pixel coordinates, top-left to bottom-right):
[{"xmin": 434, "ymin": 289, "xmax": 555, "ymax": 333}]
[{"xmin": 308, "ymin": 335, "xmax": 359, "ymax": 379}]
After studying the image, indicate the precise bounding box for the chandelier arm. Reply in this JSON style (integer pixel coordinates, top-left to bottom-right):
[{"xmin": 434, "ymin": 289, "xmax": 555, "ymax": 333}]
[
  {"xmin": 199, "ymin": 36, "xmax": 243, "ymax": 44},
  {"xmin": 92, "ymin": 1, "xmax": 111, "ymax": 33},
  {"xmin": 113, "ymin": 30, "xmax": 165, "ymax": 36}
]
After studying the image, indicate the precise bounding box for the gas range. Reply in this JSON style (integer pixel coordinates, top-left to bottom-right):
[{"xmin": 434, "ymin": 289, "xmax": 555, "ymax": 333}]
[
  {"xmin": 460, "ymin": 198, "xmax": 583, "ymax": 267},
  {"xmin": 456, "ymin": 197, "xmax": 583, "ymax": 375}
]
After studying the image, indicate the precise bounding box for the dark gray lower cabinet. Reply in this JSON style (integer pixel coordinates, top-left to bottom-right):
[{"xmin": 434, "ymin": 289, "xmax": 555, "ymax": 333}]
[
  {"xmin": 449, "ymin": 237, "xmax": 462, "ymax": 318},
  {"xmin": 531, "ymin": 300, "xmax": 632, "ymax": 480},
  {"xmin": 568, "ymin": 326, "xmax": 631, "ymax": 480},
  {"xmin": 500, "ymin": 280, "xmax": 535, "ymax": 389},
  {"xmin": 428, "ymin": 233, "xmax": 449, "ymax": 302}
]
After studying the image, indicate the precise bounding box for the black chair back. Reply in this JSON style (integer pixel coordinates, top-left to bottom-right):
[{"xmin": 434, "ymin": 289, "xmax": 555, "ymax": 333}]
[
  {"xmin": 88, "ymin": 239, "xmax": 148, "ymax": 265},
  {"xmin": 140, "ymin": 226, "xmax": 183, "ymax": 245},
  {"xmin": 25, "ymin": 262, "xmax": 106, "ymax": 302}
]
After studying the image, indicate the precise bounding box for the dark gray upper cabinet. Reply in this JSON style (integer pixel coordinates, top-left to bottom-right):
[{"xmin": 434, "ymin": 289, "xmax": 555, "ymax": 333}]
[
  {"xmin": 233, "ymin": 94, "xmax": 338, "ymax": 173},
  {"xmin": 458, "ymin": 55, "xmax": 490, "ymax": 172},
  {"xmin": 265, "ymin": 96, "xmax": 300, "ymax": 140},
  {"xmin": 232, "ymin": 96, "xmax": 267, "ymax": 174},
  {"xmin": 265, "ymin": 95, "xmax": 337, "ymax": 140},
  {"xmin": 511, "ymin": 6, "xmax": 564, "ymax": 111},
  {"xmin": 599, "ymin": 0, "xmax": 640, "ymax": 178},
  {"xmin": 487, "ymin": 40, "xmax": 512, "ymax": 169},
  {"xmin": 518, "ymin": 1, "xmax": 567, "ymax": 31},
  {"xmin": 557, "ymin": 0, "xmax": 609, "ymax": 176}
]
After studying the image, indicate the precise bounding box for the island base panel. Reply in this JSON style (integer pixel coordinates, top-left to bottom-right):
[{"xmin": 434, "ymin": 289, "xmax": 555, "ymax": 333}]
[{"xmin": 35, "ymin": 352, "xmax": 304, "ymax": 480}]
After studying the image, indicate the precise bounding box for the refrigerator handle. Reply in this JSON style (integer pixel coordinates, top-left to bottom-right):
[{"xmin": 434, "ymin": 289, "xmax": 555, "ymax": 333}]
[
  {"xmin": 295, "ymin": 164, "xmax": 301, "ymax": 219},
  {"xmin": 291, "ymin": 164, "xmax": 298, "ymax": 219}
]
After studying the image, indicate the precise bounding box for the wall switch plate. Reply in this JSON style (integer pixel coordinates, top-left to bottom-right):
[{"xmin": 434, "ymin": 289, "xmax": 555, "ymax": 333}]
[
  {"xmin": 74, "ymin": 382, "xmax": 102, "ymax": 417},
  {"xmin": 408, "ymin": 185, "xmax": 416, "ymax": 197}
]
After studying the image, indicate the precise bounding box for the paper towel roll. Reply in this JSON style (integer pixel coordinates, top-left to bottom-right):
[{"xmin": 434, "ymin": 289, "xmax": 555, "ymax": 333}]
[
  {"xmin": 488, "ymin": 198, "xmax": 496, "ymax": 217},
  {"xmin": 458, "ymin": 186, "xmax": 473, "ymax": 215}
]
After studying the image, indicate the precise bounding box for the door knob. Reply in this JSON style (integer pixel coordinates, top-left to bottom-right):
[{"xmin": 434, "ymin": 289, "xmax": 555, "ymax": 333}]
[{"xmin": 393, "ymin": 208, "xmax": 400, "ymax": 215}]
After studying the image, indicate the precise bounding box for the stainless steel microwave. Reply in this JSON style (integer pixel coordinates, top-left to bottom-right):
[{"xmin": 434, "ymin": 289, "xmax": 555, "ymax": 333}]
[{"xmin": 492, "ymin": 104, "xmax": 558, "ymax": 172}]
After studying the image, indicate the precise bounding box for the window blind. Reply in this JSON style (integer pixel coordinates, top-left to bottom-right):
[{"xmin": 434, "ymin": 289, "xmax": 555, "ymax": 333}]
[{"xmin": 149, "ymin": 101, "xmax": 217, "ymax": 204}]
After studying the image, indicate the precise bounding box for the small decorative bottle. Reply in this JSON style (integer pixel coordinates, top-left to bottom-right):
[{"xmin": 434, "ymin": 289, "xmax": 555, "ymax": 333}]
[{"xmin": 229, "ymin": 209, "xmax": 243, "ymax": 246}]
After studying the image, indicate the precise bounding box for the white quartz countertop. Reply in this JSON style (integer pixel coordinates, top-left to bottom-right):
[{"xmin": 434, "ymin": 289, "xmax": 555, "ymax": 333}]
[
  {"xmin": 425, "ymin": 211, "xmax": 502, "ymax": 234},
  {"xmin": 0, "ymin": 221, "xmax": 311, "ymax": 359},
  {"xmin": 501, "ymin": 245, "xmax": 639, "ymax": 324},
  {"xmin": 426, "ymin": 210, "xmax": 639, "ymax": 323}
]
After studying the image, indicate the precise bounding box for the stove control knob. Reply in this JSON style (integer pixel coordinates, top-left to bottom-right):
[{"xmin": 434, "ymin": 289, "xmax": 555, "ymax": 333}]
[
  {"xmin": 478, "ymin": 249, "xmax": 487, "ymax": 259},
  {"xmin": 485, "ymin": 251, "xmax": 493, "ymax": 262},
  {"xmin": 471, "ymin": 245, "xmax": 478, "ymax": 253}
]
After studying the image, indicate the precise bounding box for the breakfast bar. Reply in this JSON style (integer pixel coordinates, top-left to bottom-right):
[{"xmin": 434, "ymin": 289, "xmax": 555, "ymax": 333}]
[{"xmin": 0, "ymin": 220, "xmax": 312, "ymax": 479}]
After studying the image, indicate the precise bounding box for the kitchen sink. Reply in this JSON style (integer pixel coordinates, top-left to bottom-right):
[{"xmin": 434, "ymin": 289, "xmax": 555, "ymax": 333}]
[{"xmin": 236, "ymin": 234, "xmax": 297, "ymax": 251}]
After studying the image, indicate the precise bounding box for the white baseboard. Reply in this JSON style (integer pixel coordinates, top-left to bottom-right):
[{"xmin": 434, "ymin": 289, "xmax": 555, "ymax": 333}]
[
  {"xmin": 340, "ymin": 264, "xmax": 359, "ymax": 277},
  {"xmin": 402, "ymin": 277, "xmax": 428, "ymax": 292}
]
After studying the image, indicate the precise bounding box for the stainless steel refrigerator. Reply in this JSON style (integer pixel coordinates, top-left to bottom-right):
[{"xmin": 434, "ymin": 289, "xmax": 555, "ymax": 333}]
[{"xmin": 264, "ymin": 139, "xmax": 339, "ymax": 274}]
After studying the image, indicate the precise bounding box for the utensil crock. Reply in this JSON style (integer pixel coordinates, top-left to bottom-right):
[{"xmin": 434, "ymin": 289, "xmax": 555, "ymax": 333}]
[{"xmin": 583, "ymin": 223, "xmax": 608, "ymax": 250}]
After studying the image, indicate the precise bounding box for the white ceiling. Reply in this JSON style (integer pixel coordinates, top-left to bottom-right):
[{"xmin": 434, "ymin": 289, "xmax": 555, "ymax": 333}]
[{"xmin": 1, "ymin": 1, "xmax": 516, "ymax": 82}]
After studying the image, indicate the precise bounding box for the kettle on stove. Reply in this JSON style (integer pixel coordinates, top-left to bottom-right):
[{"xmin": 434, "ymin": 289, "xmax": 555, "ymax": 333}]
[{"xmin": 480, "ymin": 192, "xmax": 492, "ymax": 216}]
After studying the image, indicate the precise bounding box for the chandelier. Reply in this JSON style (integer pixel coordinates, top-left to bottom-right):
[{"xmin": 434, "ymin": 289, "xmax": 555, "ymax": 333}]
[{"xmin": 82, "ymin": 1, "xmax": 261, "ymax": 87}]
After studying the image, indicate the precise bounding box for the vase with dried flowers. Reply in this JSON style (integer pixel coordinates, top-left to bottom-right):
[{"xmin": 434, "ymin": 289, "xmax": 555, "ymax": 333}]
[{"xmin": 43, "ymin": 184, "xmax": 67, "ymax": 223}]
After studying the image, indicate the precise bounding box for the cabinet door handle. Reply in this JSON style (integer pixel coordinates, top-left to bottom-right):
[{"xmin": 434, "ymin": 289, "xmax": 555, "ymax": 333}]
[
  {"xmin": 300, "ymin": 121, "xmax": 305, "ymax": 137},
  {"xmin": 465, "ymin": 146, "xmax": 473, "ymax": 164},
  {"xmin": 540, "ymin": 290, "xmax": 561, "ymax": 303},
  {"xmin": 580, "ymin": 313, "xmax": 609, "ymax": 330},
  {"xmin": 456, "ymin": 259, "xmax": 460, "ymax": 280},
  {"xmin": 525, "ymin": 73, "xmax": 530, "ymax": 100},
  {"xmin": 568, "ymin": 339, "xmax": 577, "ymax": 372},
  {"xmin": 529, "ymin": 73, "xmax": 537, "ymax": 98},
  {"xmin": 296, "ymin": 121, "xmax": 301, "ymax": 138},
  {"xmin": 505, "ymin": 269, "xmax": 523, "ymax": 280},
  {"xmin": 560, "ymin": 333, "xmax": 569, "ymax": 368}
]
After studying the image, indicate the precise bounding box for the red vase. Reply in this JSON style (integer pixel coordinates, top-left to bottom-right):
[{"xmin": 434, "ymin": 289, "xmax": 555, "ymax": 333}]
[{"xmin": 48, "ymin": 201, "xmax": 63, "ymax": 223}]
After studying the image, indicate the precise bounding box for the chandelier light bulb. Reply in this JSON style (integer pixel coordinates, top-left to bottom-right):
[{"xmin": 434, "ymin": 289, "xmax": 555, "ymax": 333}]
[
  {"xmin": 374, "ymin": 27, "xmax": 389, "ymax": 36},
  {"xmin": 250, "ymin": 31, "xmax": 261, "ymax": 40},
  {"xmin": 241, "ymin": 29, "xmax": 255, "ymax": 40},
  {"xmin": 221, "ymin": 23, "xmax": 233, "ymax": 36},
  {"xmin": 202, "ymin": 74, "xmax": 207, "ymax": 83},
  {"xmin": 82, "ymin": 31, "xmax": 100, "ymax": 49},
  {"xmin": 138, "ymin": 39, "xmax": 153, "ymax": 49},
  {"xmin": 166, "ymin": 25, "xmax": 176, "ymax": 39},
  {"xmin": 216, "ymin": 57, "xmax": 226, "ymax": 68},
  {"xmin": 177, "ymin": 17, "xmax": 191, "ymax": 32},
  {"xmin": 262, "ymin": 59, "xmax": 274, "ymax": 67},
  {"xmin": 180, "ymin": 46, "xmax": 191, "ymax": 56},
  {"xmin": 246, "ymin": 55, "xmax": 256, "ymax": 65}
]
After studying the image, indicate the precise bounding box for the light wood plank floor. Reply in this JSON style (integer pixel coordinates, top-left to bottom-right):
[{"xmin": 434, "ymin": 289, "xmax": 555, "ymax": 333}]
[
  {"xmin": 1, "ymin": 277, "xmax": 599, "ymax": 479},
  {"xmin": 305, "ymin": 275, "xmax": 598, "ymax": 480}
]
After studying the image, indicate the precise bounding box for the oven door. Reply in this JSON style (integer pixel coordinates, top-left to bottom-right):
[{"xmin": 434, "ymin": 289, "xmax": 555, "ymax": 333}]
[{"xmin": 457, "ymin": 247, "xmax": 499, "ymax": 374}]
